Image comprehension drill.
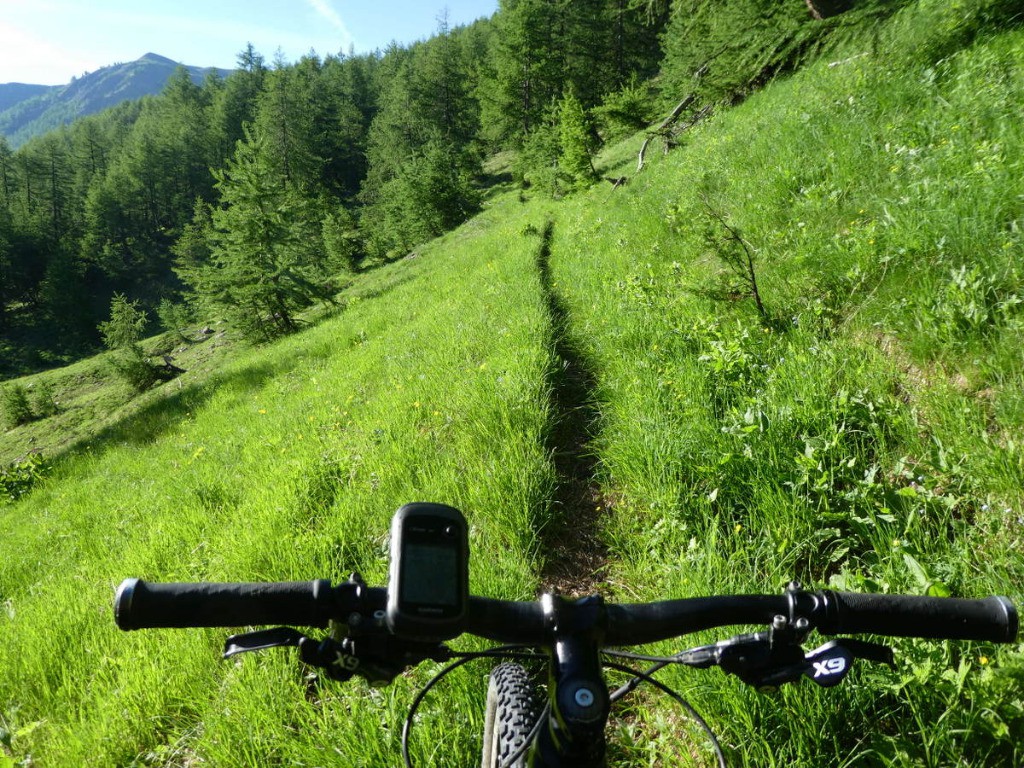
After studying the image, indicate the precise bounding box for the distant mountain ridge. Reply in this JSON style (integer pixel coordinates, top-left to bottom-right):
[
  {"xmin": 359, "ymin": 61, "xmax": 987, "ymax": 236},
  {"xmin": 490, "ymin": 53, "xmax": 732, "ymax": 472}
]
[{"xmin": 0, "ymin": 53, "xmax": 233, "ymax": 148}]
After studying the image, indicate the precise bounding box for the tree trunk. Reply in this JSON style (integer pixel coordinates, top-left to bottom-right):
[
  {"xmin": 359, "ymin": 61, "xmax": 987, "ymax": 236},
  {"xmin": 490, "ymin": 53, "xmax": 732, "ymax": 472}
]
[{"xmin": 805, "ymin": 0, "xmax": 851, "ymax": 20}]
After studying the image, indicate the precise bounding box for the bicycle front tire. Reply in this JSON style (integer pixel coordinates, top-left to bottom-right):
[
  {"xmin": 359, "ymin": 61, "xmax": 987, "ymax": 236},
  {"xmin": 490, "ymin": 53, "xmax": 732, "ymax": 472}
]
[{"xmin": 481, "ymin": 662, "xmax": 540, "ymax": 768}]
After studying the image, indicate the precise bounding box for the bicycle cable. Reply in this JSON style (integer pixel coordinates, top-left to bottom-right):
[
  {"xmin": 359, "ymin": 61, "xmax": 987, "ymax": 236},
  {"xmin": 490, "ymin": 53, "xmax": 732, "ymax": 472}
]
[
  {"xmin": 603, "ymin": 659, "xmax": 727, "ymax": 768},
  {"xmin": 400, "ymin": 645, "xmax": 725, "ymax": 768},
  {"xmin": 602, "ymin": 651, "xmax": 708, "ymax": 667},
  {"xmin": 604, "ymin": 648, "xmax": 693, "ymax": 664},
  {"xmin": 400, "ymin": 645, "xmax": 545, "ymax": 768}
]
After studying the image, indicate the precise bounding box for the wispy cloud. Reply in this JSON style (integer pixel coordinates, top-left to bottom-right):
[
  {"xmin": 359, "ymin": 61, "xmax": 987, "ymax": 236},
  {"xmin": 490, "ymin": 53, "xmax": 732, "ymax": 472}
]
[
  {"xmin": 0, "ymin": 1, "xmax": 362, "ymax": 85},
  {"xmin": 305, "ymin": 0, "xmax": 355, "ymax": 48}
]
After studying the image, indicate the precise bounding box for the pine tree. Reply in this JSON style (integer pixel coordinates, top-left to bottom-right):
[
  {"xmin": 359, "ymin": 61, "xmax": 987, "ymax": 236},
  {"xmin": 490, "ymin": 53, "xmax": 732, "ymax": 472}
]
[
  {"xmin": 360, "ymin": 21, "xmax": 482, "ymax": 259},
  {"xmin": 319, "ymin": 54, "xmax": 373, "ymax": 198},
  {"xmin": 414, "ymin": 12, "xmax": 480, "ymax": 147},
  {"xmin": 192, "ymin": 129, "xmax": 333, "ymax": 340},
  {"xmin": 255, "ymin": 54, "xmax": 312, "ymax": 189},
  {"xmin": 210, "ymin": 45, "xmax": 267, "ymax": 164},
  {"xmin": 490, "ymin": 0, "xmax": 565, "ymax": 142},
  {"xmin": 0, "ymin": 208, "xmax": 10, "ymax": 332},
  {"xmin": 171, "ymin": 199, "xmax": 215, "ymax": 300},
  {"xmin": 99, "ymin": 293, "xmax": 159, "ymax": 390},
  {"xmin": 321, "ymin": 207, "xmax": 361, "ymax": 274},
  {"xmin": 155, "ymin": 67, "xmax": 217, "ymax": 224},
  {"xmin": 558, "ymin": 90, "xmax": 598, "ymax": 188},
  {"xmin": 0, "ymin": 138, "xmax": 15, "ymax": 214}
]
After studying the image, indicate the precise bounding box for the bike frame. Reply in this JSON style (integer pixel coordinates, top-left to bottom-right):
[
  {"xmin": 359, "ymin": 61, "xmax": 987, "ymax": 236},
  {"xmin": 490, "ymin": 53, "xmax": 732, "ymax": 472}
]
[{"xmin": 526, "ymin": 593, "xmax": 613, "ymax": 767}]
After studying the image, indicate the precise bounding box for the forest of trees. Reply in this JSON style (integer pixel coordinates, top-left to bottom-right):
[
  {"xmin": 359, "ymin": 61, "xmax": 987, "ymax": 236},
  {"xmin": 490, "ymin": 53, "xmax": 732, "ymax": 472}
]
[{"xmin": 0, "ymin": 0, "xmax": 892, "ymax": 377}]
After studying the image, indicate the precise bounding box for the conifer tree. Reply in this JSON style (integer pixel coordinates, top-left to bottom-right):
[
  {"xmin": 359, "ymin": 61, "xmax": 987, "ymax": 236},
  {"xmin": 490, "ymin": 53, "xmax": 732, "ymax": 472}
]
[
  {"xmin": 558, "ymin": 90, "xmax": 598, "ymax": 188},
  {"xmin": 0, "ymin": 210, "xmax": 10, "ymax": 332},
  {"xmin": 360, "ymin": 21, "xmax": 482, "ymax": 259},
  {"xmin": 192, "ymin": 130, "xmax": 333, "ymax": 340},
  {"xmin": 0, "ymin": 138, "xmax": 13, "ymax": 212},
  {"xmin": 210, "ymin": 45, "xmax": 267, "ymax": 164},
  {"xmin": 98, "ymin": 293, "xmax": 158, "ymax": 390},
  {"xmin": 490, "ymin": 0, "xmax": 564, "ymax": 141}
]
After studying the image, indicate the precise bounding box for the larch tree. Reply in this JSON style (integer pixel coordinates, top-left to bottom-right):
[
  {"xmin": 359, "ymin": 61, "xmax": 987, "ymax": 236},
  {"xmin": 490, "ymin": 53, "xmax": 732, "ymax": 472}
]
[{"xmin": 193, "ymin": 129, "xmax": 333, "ymax": 340}]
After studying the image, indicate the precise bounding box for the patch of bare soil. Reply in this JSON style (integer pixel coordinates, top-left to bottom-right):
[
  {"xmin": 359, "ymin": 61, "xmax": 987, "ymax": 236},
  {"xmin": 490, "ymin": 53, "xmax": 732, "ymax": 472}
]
[{"xmin": 534, "ymin": 221, "xmax": 611, "ymax": 596}]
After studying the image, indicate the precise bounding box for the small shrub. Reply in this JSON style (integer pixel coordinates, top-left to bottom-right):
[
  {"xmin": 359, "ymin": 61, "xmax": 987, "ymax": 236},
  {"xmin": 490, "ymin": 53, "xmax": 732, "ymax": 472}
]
[
  {"xmin": 100, "ymin": 294, "xmax": 159, "ymax": 391},
  {"xmin": 558, "ymin": 90, "xmax": 599, "ymax": 190},
  {"xmin": 593, "ymin": 78, "xmax": 656, "ymax": 141},
  {"xmin": 99, "ymin": 294, "xmax": 148, "ymax": 350},
  {"xmin": 919, "ymin": 265, "xmax": 1022, "ymax": 346},
  {"xmin": 514, "ymin": 104, "xmax": 570, "ymax": 197},
  {"xmin": 1, "ymin": 385, "xmax": 32, "ymax": 429},
  {"xmin": 0, "ymin": 452, "xmax": 48, "ymax": 502},
  {"xmin": 157, "ymin": 299, "xmax": 194, "ymax": 344},
  {"xmin": 698, "ymin": 198, "xmax": 769, "ymax": 321},
  {"xmin": 29, "ymin": 380, "xmax": 59, "ymax": 418},
  {"xmin": 109, "ymin": 347, "xmax": 160, "ymax": 392}
]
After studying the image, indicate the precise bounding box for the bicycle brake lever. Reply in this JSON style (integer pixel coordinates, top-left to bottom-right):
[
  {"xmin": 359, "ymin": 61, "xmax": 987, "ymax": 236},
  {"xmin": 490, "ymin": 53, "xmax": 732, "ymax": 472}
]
[
  {"xmin": 223, "ymin": 627, "xmax": 360, "ymax": 682},
  {"xmin": 224, "ymin": 627, "xmax": 306, "ymax": 657},
  {"xmin": 674, "ymin": 631, "xmax": 771, "ymax": 669},
  {"xmin": 222, "ymin": 627, "xmax": 453, "ymax": 685}
]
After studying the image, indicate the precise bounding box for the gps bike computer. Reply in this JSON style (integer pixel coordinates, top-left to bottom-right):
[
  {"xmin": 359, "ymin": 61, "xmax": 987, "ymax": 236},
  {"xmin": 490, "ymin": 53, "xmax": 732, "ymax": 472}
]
[{"xmin": 386, "ymin": 502, "xmax": 469, "ymax": 640}]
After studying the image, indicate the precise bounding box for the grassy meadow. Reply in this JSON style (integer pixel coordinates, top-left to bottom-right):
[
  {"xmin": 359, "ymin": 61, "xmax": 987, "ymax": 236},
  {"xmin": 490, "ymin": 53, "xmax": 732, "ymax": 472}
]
[
  {"xmin": 3, "ymin": 2, "xmax": 1024, "ymax": 765},
  {"xmin": 1, "ymin": 202, "xmax": 560, "ymax": 765}
]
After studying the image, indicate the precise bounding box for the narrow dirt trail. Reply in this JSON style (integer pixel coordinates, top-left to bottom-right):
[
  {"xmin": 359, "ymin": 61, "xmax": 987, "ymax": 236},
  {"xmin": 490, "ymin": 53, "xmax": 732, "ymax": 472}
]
[{"xmin": 534, "ymin": 221, "xmax": 610, "ymax": 596}]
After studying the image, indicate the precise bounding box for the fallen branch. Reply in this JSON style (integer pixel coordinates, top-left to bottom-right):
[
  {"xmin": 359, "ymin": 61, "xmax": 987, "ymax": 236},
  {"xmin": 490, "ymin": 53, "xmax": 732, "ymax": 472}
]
[
  {"xmin": 637, "ymin": 100, "xmax": 713, "ymax": 172},
  {"xmin": 654, "ymin": 94, "xmax": 696, "ymax": 134},
  {"xmin": 637, "ymin": 94, "xmax": 695, "ymax": 173}
]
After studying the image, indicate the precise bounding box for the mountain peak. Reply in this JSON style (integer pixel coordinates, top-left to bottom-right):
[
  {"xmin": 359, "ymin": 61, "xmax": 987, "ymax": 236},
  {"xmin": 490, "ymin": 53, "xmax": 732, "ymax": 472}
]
[
  {"xmin": 138, "ymin": 53, "xmax": 179, "ymax": 66},
  {"xmin": 1, "ymin": 54, "xmax": 234, "ymax": 147}
]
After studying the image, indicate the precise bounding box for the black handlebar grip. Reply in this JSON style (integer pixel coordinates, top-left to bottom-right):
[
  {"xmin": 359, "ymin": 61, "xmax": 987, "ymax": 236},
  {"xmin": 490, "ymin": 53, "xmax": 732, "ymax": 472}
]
[
  {"xmin": 823, "ymin": 592, "xmax": 1018, "ymax": 643},
  {"xmin": 115, "ymin": 578, "xmax": 335, "ymax": 630}
]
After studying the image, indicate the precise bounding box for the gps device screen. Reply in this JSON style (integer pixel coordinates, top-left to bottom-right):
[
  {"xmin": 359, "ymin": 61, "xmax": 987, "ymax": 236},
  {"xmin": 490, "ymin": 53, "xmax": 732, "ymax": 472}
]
[
  {"xmin": 387, "ymin": 503, "xmax": 469, "ymax": 639},
  {"xmin": 401, "ymin": 542, "xmax": 460, "ymax": 607}
]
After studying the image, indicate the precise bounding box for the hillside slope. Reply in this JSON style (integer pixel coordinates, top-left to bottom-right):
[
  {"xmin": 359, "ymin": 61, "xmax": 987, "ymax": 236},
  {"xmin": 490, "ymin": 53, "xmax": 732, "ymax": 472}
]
[
  {"xmin": 0, "ymin": 53, "xmax": 232, "ymax": 147},
  {"xmin": 0, "ymin": 83, "xmax": 50, "ymax": 114},
  {"xmin": 1, "ymin": 3, "xmax": 1022, "ymax": 766},
  {"xmin": 545, "ymin": 15, "xmax": 1024, "ymax": 763}
]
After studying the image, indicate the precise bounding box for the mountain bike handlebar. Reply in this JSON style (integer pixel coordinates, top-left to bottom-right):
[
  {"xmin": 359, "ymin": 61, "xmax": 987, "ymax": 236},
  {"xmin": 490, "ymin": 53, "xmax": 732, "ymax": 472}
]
[{"xmin": 114, "ymin": 577, "xmax": 1018, "ymax": 645}]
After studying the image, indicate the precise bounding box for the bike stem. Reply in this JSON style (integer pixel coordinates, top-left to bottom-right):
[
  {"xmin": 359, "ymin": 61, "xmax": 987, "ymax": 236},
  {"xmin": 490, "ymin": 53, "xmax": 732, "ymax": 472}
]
[{"xmin": 530, "ymin": 593, "xmax": 612, "ymax": 767}]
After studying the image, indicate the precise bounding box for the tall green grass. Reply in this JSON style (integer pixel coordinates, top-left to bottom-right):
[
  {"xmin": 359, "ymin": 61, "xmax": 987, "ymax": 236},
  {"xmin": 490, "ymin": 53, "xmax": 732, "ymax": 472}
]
[
  {"xmin": 0, "ymin": 199, "xmax": 559, "ymax": 766},
  {"xmin": 547, "ymin": 9, "xmax": 1023, "ymax": 766}
]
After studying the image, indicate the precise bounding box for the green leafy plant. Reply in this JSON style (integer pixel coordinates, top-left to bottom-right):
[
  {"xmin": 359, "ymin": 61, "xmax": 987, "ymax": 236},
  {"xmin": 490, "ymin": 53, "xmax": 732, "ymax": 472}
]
[
  {"xmin": 0, "ymin": 453, "xmax": 48, "ymax": 503},
  {"xmin": 921, "ymin": 265, "xmax": 1022, "ymax": 345},
  {"xmin": 683, "ymin": 318, "xmax": 766, "ymax": 416}
]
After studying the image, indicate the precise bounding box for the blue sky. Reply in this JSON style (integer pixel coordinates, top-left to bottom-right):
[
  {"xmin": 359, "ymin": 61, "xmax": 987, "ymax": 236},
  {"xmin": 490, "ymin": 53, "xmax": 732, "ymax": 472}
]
[{"xmin": 0, "ymin": 0, "xmax": 499, "ymax": 85}]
